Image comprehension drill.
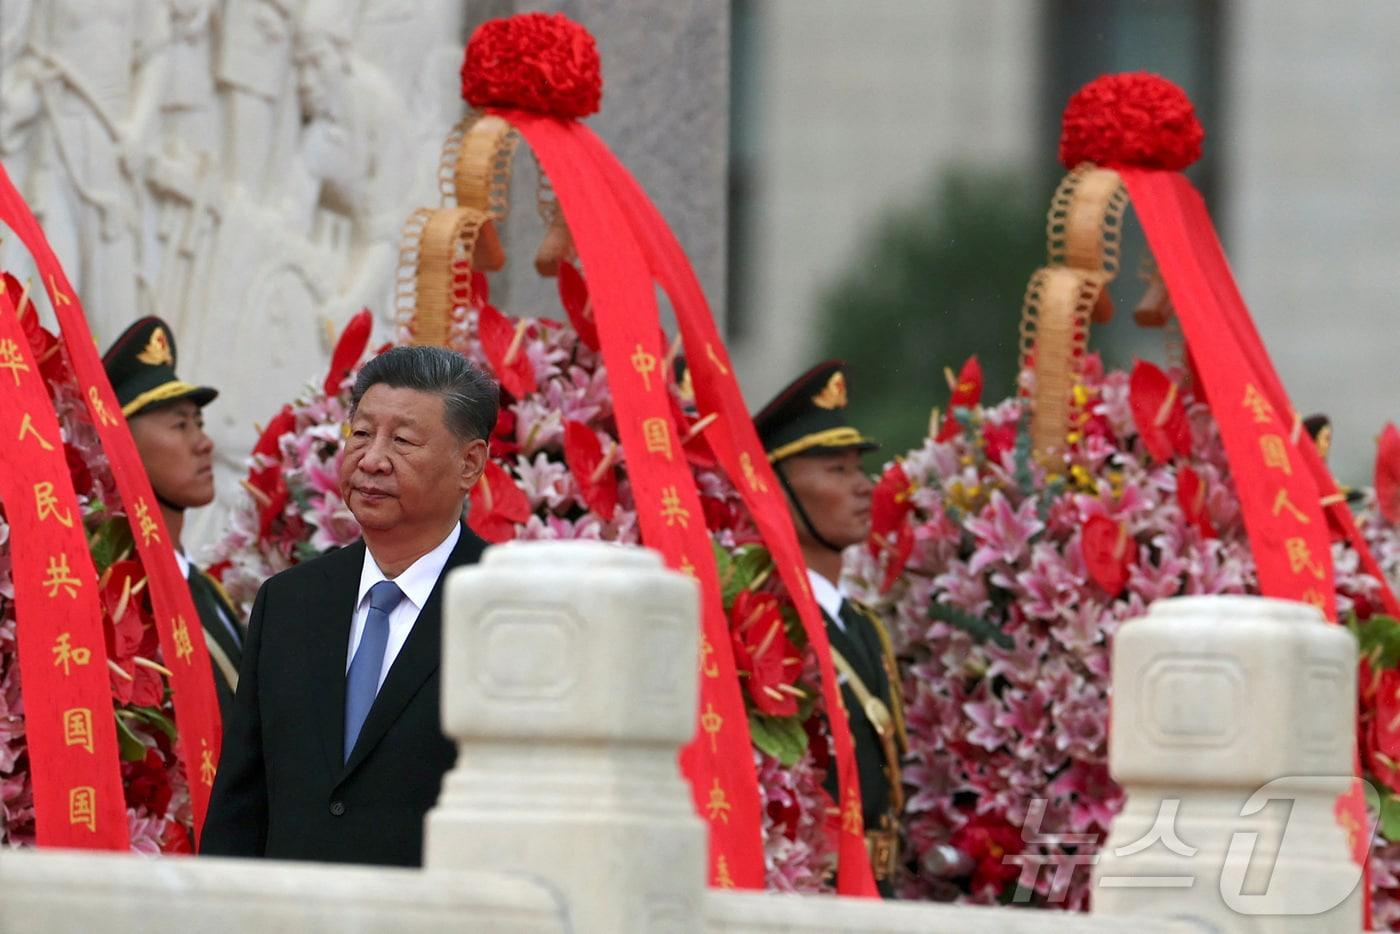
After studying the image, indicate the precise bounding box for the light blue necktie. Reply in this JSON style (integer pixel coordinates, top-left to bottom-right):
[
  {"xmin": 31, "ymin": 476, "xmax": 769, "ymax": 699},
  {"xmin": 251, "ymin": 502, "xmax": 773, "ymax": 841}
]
[{"xmin": 344, "ymin": 580, "xmax": 404, "ymax": 762}]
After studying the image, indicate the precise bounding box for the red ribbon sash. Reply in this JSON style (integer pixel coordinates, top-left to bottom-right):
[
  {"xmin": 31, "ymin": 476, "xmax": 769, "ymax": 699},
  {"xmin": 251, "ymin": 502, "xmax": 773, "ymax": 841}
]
[
  {"xmin": 1120, "ymin": 170, "xmax": 1372, "ymax": 910},
  {"xmin": 0, "ymin": 291, "xmax": 128, "ymax": 848},
  {"xmin": 503, "ymin": 111, "xmax": 877, "ymax": 895},
  {"xmin": 0, "ymin": 163, "xmax": 222, "ymax": 840}
]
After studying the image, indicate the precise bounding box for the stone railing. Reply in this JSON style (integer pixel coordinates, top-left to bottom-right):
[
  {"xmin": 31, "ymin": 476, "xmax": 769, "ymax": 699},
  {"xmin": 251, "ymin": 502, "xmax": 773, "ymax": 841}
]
[{"xmin": 0, "ymin": 542, "xmax": 1366, "ymax": 933}]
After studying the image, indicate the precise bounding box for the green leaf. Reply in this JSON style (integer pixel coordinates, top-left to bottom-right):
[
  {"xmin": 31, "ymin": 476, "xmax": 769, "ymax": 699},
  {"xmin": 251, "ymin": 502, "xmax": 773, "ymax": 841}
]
[
  {"xmin": 1352, "ymin": 614, "xmax": 1400, "ymax": 670},
  {"xmin": 113, "ymin": 710, "xmax": 151, "ymax": 762},
  {"xmin": 1380, "ymin": 791, "xmax": 1400, "ymax": 843},
  {"xmin": 88, "ymin": 516, "xmax": 135, "ymax": 574},
  {"xmin": 929, "ymin": 601, "xmax": 1014, "ymax": 650},
  {"xmin": 747, "ymin": 711, "xmax": 809, "ymax": 767},
  {"xmin": 125, "ymin": 706, "xmax": 178, "ymax": 743}
]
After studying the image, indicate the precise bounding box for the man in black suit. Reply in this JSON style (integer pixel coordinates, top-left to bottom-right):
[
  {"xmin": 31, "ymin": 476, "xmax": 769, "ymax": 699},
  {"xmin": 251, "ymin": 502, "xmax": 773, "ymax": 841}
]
[
  {"xmin": 201, "ymin": 345, "xmax": 497, "ymax": 866},
  {"xmin": 102, "ymin": 317, "xmax": 243, "ymax": 716},
  {"xmin": 753, "ymin": 360, "xmax": 907, "ymax": 897}
]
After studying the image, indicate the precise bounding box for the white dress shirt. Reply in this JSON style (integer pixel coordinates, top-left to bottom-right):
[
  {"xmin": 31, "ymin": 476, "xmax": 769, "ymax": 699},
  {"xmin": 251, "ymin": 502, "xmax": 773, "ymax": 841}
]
[
  {"xmin": 806, "ymin": 568, "xmax": 848, "ymax": 631},
  {"xmin": 346, "ymin": 524, "xmax": 461, "ymax": 690}
]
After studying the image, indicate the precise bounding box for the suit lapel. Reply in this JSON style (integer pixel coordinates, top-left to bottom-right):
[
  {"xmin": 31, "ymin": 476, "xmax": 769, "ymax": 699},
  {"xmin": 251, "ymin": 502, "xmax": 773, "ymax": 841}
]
[
  {"xmin": 311, "ymin": 541, "xmax": 366, "ymax": 780},
  {"xmin": 341, "ymin": 527, "xmax": 486, "ymax": 777}
]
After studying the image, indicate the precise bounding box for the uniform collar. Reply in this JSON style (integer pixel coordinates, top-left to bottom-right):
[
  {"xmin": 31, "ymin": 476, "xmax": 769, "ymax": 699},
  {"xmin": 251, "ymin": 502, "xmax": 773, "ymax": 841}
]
[{"xmin": 806, "ymin": 567, "xmax": 846, "ymax": 622}]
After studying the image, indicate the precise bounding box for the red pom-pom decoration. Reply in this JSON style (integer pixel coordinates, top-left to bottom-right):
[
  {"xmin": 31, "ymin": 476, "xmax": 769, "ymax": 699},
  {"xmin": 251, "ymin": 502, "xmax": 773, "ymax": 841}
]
[
  {"xmin": 461, "ymin": 12, "xmax": 602, "ymax": 119},
  {"xmin": 1059, "ymin": 72, "xmax": 1204, "ymax": 171}
]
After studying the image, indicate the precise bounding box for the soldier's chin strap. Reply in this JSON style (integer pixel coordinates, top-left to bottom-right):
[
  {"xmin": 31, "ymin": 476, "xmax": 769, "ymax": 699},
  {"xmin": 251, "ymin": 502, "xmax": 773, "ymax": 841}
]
[
  {"xmin": 772, "ymin": 460, "xmax": 846, "ymax": 554},
  {"xmin": 154, "ymin": 492, "xmax": 185, "ymax": 514}
]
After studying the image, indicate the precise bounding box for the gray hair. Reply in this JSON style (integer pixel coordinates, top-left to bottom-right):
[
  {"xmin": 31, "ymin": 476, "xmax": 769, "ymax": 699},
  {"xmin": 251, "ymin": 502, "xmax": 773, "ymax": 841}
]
[{"xmin": 349, "ymin": 346, "xmax": 499, "ymax": 442}]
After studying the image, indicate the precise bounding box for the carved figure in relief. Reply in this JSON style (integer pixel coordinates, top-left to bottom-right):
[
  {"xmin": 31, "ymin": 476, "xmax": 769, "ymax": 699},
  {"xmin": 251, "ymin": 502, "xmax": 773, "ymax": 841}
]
[
  {"xmin": 25, "ymin": 0, "xmax": 169, "ymax": 341},
  {"xmin": 215, "ymin": 0, "xmax": 297, "ymax": 198}
]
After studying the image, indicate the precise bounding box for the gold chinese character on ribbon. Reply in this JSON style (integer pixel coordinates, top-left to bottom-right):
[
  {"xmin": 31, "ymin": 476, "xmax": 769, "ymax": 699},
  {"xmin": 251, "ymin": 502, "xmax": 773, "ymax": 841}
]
[
  {"xmin": 133, "ymin": 497, "xmax": 161, "ymax": 546},
  {"xmin": 660, "ymin": 486, "xmax": 690, "ymax": 529},
  {"xmin": 1242, "ymin": 383, "xmax": 1276, "ymax": 425},
  {"xmin": 841, "ymin": 787, "xmax": 863, "ymax": 835},
  {"xmin": 705, "ymin": 342, "xmax": 730, "ymax": 376},
  {"xmin": 200, "ymin": 738, "xmax": 217, "ymax": 787},
  {"xmin": 48, "ymin": 274, "xmax": 71, "ymax": 306},
  {"xmin": 43, "ymin": 554, "xmax": 82, "ymax": 600},
  {"xmin": 1271, "ymin": 488, "xmax": 1309, "ymax": 524},
  {"xmin": 68, "ymin": 786, "xmax": 96, "ymax": 832},
  {"xmin": 88, "ymin": 386, "xmax": 118, "ymax": 426},
  {"xmin": 705, "ymin": 778, "xmax": 732, "ymax": 824},
  {"xmin": 18, "ymin": 412, "xmax": 55, "ymax": 451},
  {"xmin": 52, "ymin": 632, "xmax": 92, "ymax": 674},
  {"xmin": 699, "ymin": 702, "xmax": 723, "ymax": 753},
  {"xmin": 1285, "ymin": 537, "xmax": 1326, "ymax": 580},
  {"xmin": 700, "ymin": 633, "xmax": 719, "ymax": 678},
  {"xmin": 631, "ymin": 343, "xmax": 658, "ymax": 392},
  {"xmin": 34, "ymin": 481, "xmax": 74, "ymax": 528},
  {"xmin": 63, "ymin": 707, "xmax": 94, "ymax": 754},
  {"xmin": 0, "ymin": 338, "xmax": 30, "ymax": 386},
  {"xmin": 641, "ymin": 416, "xmax": 673, "ymax": 461},
  {"xmin": 172, "ymin": 615, "xmax": 195, "ymax": 664},
  {"xmin": 714, "ymin": 854, "xmax": 735, "ymax": 889},
  {"xmin": 1259, "ymin": 434, "xmax": 1293, "ymax": 476},
  {"xmin": 1302, "ymin": 588, "xmax": 1327, "ymax": 611},
  {"xmin": 739, "ymin": 451, "xmax": 769, "ymax": 494},
  {"xmin": 680, "ymin": 556, "xmax": 697, "ymax": 578}
]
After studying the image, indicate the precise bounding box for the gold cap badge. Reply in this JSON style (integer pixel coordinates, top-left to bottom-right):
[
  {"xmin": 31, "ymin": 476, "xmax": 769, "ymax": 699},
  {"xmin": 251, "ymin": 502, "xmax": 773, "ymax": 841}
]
[
  {"xmin": 810, "ymin": 371, "xmax": 847, "ymax": 410},
  {"xmin": 137, "ymin": 328, "xmax": 174, "ymax": 367}
]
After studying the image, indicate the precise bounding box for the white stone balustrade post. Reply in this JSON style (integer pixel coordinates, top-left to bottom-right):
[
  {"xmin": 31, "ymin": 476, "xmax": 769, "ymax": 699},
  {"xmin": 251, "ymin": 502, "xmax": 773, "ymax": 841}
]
[
  {"xmin": 1095, "ymin": 596, "xmax": 1363, "ymax": 932},
  {"xmin": 424, "ymin": 541, "xmax": 707, "ymax": 933}
]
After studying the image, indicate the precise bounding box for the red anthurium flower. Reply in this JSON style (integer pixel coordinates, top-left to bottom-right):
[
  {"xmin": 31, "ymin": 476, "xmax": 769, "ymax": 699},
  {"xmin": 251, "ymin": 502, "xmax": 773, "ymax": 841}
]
[
  {"xmin": 9, "ymin": 272, "xmax": 71, "ymax": 384},
  {"xmin": 1081, "ymin": 515, "xmax": 1134, "ymax": 597},
  {"xmin": 1176, "ymin": 465, "xmax": 1216, "ymax": 539},
  {"xmin": 937, "ymin": 356, "xmax": 983, "ymax": 442},
  {"xmin": 869, "ymin": 463, "xmax": 914, "ymax": 558},
  {"xmin": 323, "ymin": 309, "xmax": 373, "ymax": 395},
  {"xmin": 246, "ymin": 405, "xmax": 295, "ymax": 537},
  {"xmin": 471, "ymin": 270, "xmax": 491, "ymax": 308},
  {"xmin": 161, "ymin": 820, "xmax": 195, "ymax": 855},
  {"xmin": 1129, "ymin": 360, "xmax": 1190, "ymax": 462},
  {"xmin": 477, "ymin": 303, "xmax": 536, "ymax": 399},
  {"xmin": 1369, "ymin": 667, "xmax": 1400, "ymax": 794},
  {"xmin": 563, "ymin": 420, "xmax": 618, "ymax": 521},
  {"xmin": 491, "ymin": 405, "xmax": 519, "ymax": 458},
  {"xmin": 950, "ymin": 813, "xmax": 1024, "ymax": 896},
  {"xmin": 100, "ymin": 562, "xmax": 164, "ymax": 707},
  {"xmin": 123, "ymin": 747, "xmax": 174, "ymax": 817},
  {"xmin": 667, "ymin": 394, "xmax": 717, "ymax": 470},
  {"xmin": 880, "ymin": 522, "xmax": 915, "ymax": 594},
  {"xmin": 558, "ymin": 261, "xmax": 600, "ymax": 352},
  {"xmin": 982, "ymin": 420, "xmax": 1018, "ymax": 465},
  {"xmin": 729, "ymin": 590, "xmax": 802, "ymax": 717},
  {"xmin": 468, "ymin": 458, "xmax": 532, "ymax": 543},
  {"xmin": 1376, "ymin": 423, "xmax": 1400, "ymax": 525}
]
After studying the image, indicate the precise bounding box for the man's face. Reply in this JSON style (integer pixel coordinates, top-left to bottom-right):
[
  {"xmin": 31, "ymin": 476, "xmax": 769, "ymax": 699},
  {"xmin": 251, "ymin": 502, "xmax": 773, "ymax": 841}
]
[
  {"xmin": 339, "ymin": 384, "xmax": 487, "ymax": 537},
  {"xmin": 780, "ymin": 449, "xmax": 874, "ymax": 551},
  {"xmin": 129, "ymin": 399, "xmax": 216, "ymax": 509}
]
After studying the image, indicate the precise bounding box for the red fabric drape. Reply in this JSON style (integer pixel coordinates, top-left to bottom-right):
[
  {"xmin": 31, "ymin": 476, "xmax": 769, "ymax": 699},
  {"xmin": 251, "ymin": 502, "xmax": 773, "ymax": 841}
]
[
  {"xmin": 0, "ymin": 163, "xmax": 223, "ymax": 840},
  {"xmin": 503, "ymin": 111, "xmax": 878, "ymax": 894},
  {"xmin": 1120, "ymin": 169, "xmax": 1371, "ymax": 927},
  {"xmin": 0, "ymin": 291, "xmax": 129, "ymax": 848}
]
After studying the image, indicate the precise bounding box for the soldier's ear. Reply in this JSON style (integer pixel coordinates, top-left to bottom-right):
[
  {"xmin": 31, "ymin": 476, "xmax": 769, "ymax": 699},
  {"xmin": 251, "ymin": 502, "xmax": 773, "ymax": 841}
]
[{"xmin": 460, "ymin": 438, "xmax": 488, "ymax": 494}]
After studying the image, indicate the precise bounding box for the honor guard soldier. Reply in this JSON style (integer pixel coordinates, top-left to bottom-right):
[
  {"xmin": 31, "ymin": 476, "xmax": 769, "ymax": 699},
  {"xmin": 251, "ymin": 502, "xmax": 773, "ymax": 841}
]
[
  {"xmin": 754, "ymin": 360, "xmax": 908, "ymax": 895},
  {"xmin": 103, "ymin": 317, "xmax": 243, "ymax": 716}
]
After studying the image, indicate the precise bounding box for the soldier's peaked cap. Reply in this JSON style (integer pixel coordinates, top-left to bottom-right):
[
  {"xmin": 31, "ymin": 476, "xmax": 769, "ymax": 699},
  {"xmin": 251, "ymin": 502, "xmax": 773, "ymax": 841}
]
[
  {"xmin": 753, "ymin": 360, "xmax": 877, "ymax": 464},
  {"xmin": 101, "ymin": 317, "xmax": 217, "ymax": 418}
]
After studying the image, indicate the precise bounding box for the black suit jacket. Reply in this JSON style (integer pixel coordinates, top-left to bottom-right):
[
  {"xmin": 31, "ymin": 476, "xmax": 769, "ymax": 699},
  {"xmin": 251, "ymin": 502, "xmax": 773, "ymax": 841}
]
[{"xmin": 199, "ymin": 526, "xmax": 487, "ymax": 866}]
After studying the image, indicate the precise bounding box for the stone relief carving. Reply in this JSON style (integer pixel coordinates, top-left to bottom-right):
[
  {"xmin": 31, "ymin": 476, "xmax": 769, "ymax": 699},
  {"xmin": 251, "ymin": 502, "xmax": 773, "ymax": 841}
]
[{"xmin": 0, "ymin": 0, "xmax": 467, "ymax": 549}]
